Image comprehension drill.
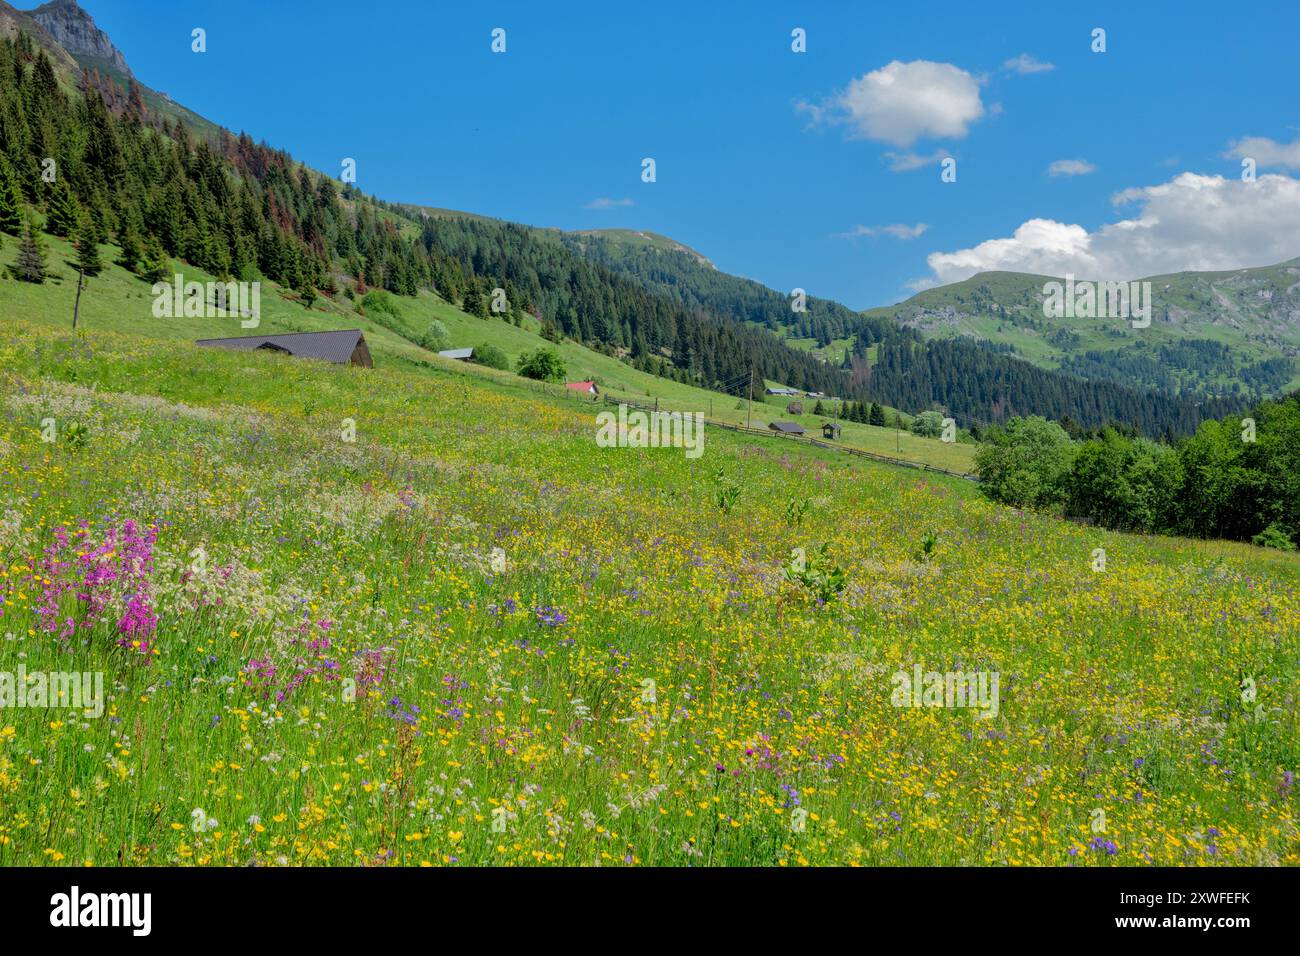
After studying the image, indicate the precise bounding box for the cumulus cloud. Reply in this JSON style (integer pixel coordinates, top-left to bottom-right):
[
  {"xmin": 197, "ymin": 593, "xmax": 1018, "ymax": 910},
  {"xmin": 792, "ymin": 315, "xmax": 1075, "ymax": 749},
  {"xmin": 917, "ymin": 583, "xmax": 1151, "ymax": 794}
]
[
  {"xmin": 922, "ymin": 172, "xmax": 1300, "ymax": 285},
  {"xmin": 1224, "ymin": 136, "xmax": 1300, "ymax": 170},
  {"xmin": 1048, "ymin": 158, "xmax": 1096, "ymax": 177},
  {"xmin": 834, "ymin": 223, "xmax": 929, "ymax": 240},
  {"xmin": 1003, "ymin": 53, "xmax": 1054, "ymax": 74},
  {"xmin": 797, "ymin": 59, "xmax": 985, "ymax": 147},
  {"xmin": 584, "ymin": 197, "xmax": 634, "ymax": 210}
]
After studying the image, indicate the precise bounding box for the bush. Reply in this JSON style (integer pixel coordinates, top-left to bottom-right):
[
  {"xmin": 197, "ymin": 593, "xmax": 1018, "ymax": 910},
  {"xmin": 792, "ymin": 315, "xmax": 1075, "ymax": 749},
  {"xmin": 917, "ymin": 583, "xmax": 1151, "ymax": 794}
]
[
  {"xmin": 516, "ymin": 347, "xmax": 566, "ymax": 383},
  {"xmin": 473, "ymin": 343, "xmax": 509, "ymax": 370},
  {"xmin": 360, "ymin": 289, "xmax": 401, "ymax": 318},
  {"xmin": 420, "ymin": 319, "xmax": 451, "ymax": 352},
  {"xmin": 975, "ymin": 416, "xmax": 1075, "ymax": 511},
  {"xmin": 909, "ymin": 410, "xmax": 945, "ymax": 438},
  {"xmin": 1252, "ymin": 522, "xmax": 1296, "ymax": 551}
]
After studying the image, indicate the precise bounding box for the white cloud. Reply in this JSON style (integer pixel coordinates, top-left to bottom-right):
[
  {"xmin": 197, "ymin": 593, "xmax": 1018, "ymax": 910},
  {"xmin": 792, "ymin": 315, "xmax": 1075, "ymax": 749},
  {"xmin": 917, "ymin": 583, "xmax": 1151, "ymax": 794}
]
[
  {"xmin": 884, "ymin": 148, "xmax": 952, "ymax": 172},
  {"xmin": 1224, "ymin": 136, "xmax": 1300, "ymax": 170},
  {"xmin": 922, "ymin": 172, "xmax": 1300, "ymax": 284},
  {"xmin": 1047, "ymin": 158, "xmax": 1096, "ymax": 177},
  {"xmin": 834, "ymin": 223, "xmax": 928, "ymax": 240},
  {"xmin": 798, "ymin": 60, "xmax": 985, "ymax": 148},
  {"xmin": 1003, "ymin": 53, "xmax": 1054, "ymax": 74},
  {"xmin": 584, "ymin": 197, "xmax": 634, "ymax": 210}
]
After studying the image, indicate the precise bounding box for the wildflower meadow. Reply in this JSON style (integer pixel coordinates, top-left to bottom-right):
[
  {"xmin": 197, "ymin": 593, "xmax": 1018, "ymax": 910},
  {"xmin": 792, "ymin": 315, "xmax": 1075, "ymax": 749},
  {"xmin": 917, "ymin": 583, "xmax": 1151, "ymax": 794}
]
[{"xmin": 0, "ymin": 319, "xmax": 1295, "ymax": 867}]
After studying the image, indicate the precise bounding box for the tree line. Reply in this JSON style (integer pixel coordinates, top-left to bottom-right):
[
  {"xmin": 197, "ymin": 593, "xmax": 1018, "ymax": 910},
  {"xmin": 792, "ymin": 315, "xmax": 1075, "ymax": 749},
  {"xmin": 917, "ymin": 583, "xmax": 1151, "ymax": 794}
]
[{"xmin": 975, "ymin": 390, "xmax": 1300, "ymax": 547}]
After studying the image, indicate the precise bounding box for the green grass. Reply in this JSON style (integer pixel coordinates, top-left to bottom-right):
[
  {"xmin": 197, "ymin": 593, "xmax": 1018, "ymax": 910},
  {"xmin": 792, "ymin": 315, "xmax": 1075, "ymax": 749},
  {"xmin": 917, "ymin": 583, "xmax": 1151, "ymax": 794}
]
[
  {"xmin": 0, "ymin": 315, "xmax": 1296, "ymax": 867},
  {"xmin": 0, "ymin": 234, "xmax": 972, "ymax": 473}
]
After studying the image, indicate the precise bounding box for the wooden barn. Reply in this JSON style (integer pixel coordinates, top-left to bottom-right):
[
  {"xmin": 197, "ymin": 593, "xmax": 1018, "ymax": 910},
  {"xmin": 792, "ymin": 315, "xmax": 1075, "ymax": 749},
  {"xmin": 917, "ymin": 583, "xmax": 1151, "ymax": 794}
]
[
  {"xmin": 786, "ymin": 401, "xmax": 803, "ymax": 415},
  {"xmin": 822, "ymin": 421, "xmax": 842, "ymax": 440},
  {"xmin": 769, "ymin": 421, "xmax": 805, "ymax": 436},
  {"xmin": 196, "ymin": 329, "xmax": 372, "ymax": 367}
]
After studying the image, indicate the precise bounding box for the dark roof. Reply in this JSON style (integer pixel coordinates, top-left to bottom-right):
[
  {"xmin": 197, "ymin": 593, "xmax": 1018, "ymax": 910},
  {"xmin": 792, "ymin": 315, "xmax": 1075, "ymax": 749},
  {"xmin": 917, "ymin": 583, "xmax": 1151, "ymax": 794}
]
[
  {"xmin": 768, "ymin": 421, "xmax": 805, "ymax": 434},
  {"xmin": 196, "ymin": 329, "xmax": 365, "ymax": 364}
]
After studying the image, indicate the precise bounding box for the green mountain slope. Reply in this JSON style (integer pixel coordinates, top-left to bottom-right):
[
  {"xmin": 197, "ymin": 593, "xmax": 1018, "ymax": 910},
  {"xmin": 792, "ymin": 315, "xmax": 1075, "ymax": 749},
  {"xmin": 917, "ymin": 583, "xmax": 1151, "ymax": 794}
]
[
  {"xmin": 863, "ymin": 263, "xmax": 1300, "ymax": 398},
  {"xmin": 2, "ymin": 231, "xmax": 973, "ymax": 472}
]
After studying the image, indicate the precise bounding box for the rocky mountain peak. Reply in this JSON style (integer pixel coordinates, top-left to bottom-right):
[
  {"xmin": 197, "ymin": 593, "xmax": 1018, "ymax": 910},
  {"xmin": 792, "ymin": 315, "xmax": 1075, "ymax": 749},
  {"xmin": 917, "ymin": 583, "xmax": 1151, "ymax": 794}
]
[{"xmin": 29, "ymin": 0, "xmax": 129, "ymax": 74}]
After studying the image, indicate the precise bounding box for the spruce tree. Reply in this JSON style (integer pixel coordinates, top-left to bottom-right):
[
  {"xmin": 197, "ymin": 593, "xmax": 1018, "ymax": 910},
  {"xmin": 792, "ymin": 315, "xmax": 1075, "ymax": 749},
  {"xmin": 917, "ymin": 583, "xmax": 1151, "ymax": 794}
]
[
  {"xmin": 0, "ymin": 158, "xmax": 23, "ymax": 236},
  {"xmin": 117, "ymin": 217, "xmax": 143, "ymax": 272},
  {"xmin": 12, "ymin": 216, "xmax": 48, "ymax": 282},
  {"xmin": 139, "ymin": 235, "xmax": 169, "ymax": 284},
  {"xmin": 44, "ymin": 179, "xmax": 80, "ymax": 238},
  {"xmin": 74, "ymin": 216, "xmax": 103, "ymax": 276}
]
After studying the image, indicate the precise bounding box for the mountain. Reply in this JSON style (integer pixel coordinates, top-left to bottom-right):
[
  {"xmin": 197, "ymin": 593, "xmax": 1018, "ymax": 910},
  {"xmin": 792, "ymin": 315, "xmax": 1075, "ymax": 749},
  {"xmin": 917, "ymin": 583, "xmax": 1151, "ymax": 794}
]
[
  {"xmin": 0, "ymin": 8, "xmax": 1248, "ymax": 438},
  {"xmin": 571, "ymin": 228, "xmax": 715, "ymax": 268},
  {"xmin": 0, "ymin": 0, "xmax": 76, "ymax": 71},
  {"xmin": 9, "ymin": 0, "xmax": 220, "ymax": 137},
  {"xmin": 863, "ymin": 262, "xmax": 1300, "ymax": 399},
  {"xmin": 29, "ymin": 0, "xmax": 127, "ymax": 73}
]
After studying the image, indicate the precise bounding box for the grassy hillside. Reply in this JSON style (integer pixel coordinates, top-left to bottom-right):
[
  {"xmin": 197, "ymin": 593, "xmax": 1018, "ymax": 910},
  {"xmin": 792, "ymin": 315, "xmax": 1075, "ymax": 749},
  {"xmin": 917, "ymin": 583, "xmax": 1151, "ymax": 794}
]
[
  {"xmin": 0, "ymin": 316, "xmax": 1296, "ymax": 866},
  {"xmin": 0, "ymin": 232, "xmax": 973, "ymax": 472},
  {"xmin": 864, "ymin": 264, "xmax": 1300, "ymax": 396}
]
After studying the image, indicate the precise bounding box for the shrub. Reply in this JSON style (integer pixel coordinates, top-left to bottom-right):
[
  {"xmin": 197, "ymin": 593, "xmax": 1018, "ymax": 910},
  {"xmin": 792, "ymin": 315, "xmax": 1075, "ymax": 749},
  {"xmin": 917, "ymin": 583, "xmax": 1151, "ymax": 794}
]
[
  {"xmin": 360, "ymin": 289, "xmax": 402, "ymax": 318},
  {"xmin": 420, "ymin": 319, "xmax": 451, "ymax": 352},
  {"xmin": 1252, "ymin": 522, "xmax": 1296, "ymax": 551},
  {"xmin": 975, "ymin": 416, "xmax": 1075, "ymax": 511},
  {"xmin": 516, "ymin": 347, "xmax": 566, "ymax": 383},
  {"xmin": 910, "ymin": 410, "xmax": 945, "ymax": 438},
  {"xmin": 473, "ymin": 343, "xmax": 509, "ymax": 370}
]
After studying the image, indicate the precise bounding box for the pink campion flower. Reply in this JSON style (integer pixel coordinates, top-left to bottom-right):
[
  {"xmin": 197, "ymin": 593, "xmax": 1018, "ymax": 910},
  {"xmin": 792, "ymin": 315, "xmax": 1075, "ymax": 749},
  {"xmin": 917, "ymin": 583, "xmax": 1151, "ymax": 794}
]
[
  {"xmin": 116, "ymin": 592, "xmax": 158, "ymax": 656},
  {"xmin": 32, "ymin": 520, "xmax": 160, "ymax": 658}
]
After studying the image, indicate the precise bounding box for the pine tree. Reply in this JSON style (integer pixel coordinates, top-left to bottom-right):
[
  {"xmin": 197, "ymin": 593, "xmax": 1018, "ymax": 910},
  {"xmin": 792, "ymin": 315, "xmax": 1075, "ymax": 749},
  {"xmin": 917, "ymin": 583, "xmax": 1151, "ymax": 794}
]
[
  {"xmin": 462, "ymin": 286, "xmax": 483, "ymax": 317},
  {"xmin": 12, "ymin": 216, "xmax": 48, "ymax": 283},
  {"xmin": 139, "ymin": 235, "xmax": 169, "ymax": 284},
  {"xmin": 0, "ymin": 158, "xmax": 23, "ymax": 236},
  {"xmin": 44, "ymin": 179, "xmax": 80, "ymax": 238},
  {"xmin": 74, "ymin": 216, "xmax": 103, "ymax": 276},
  {"xmin": 117, "ymin": 216, "xmax": 143, "ymax": 272},
  {"xmin": 869, "ymin": 402, "xmax": 886, "ymax": 427}
]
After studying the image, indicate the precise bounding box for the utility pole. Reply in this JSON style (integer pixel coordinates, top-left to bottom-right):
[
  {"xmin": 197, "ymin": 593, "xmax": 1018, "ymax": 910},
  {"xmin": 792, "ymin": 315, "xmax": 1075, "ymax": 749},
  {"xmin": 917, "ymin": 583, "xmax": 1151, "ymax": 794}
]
[
  {"xmin": 71, "ymin": 267, "xmax": 84, "ymax": 329},
  {"xmin": 746, "ymin": 367, "xmax": 753, "ymax": 430}
]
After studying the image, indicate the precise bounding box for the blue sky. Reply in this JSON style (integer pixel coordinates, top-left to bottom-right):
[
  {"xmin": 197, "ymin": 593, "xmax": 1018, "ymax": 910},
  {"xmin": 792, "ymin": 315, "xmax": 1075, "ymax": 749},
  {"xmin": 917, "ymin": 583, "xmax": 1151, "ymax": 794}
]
[{"xmin": 75, "ymin": 0, "xmax": 1300, "ymax": 308}]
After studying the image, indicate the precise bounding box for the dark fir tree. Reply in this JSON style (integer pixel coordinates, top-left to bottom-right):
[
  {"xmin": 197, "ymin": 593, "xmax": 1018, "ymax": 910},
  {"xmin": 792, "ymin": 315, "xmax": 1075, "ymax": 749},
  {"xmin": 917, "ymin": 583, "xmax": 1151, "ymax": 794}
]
[
  {"xmin": 139, "ymin": 235, "xmax": 169, "ymax": 284},
  {"xmin": 12, "ymin": 216, "xmax": 48, "ymax": 282},
  {"xmin": 44, "ymin": 179, "xmax": 80, "ymax": 238},
  {"xmin": 74, "ymin": 216, "xmax": 103, "ymax": 276},
  {"xmin": 0, "ymin": 159, "xmax": 23, "ymax": 236}
]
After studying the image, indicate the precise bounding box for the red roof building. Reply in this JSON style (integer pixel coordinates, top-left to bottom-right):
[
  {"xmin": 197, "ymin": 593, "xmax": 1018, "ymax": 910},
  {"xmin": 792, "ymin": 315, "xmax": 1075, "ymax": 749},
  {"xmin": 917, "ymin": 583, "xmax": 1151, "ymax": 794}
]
[{"xmin": 565, "ymin": 381, "xmax": 599, "ymax": 395}]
